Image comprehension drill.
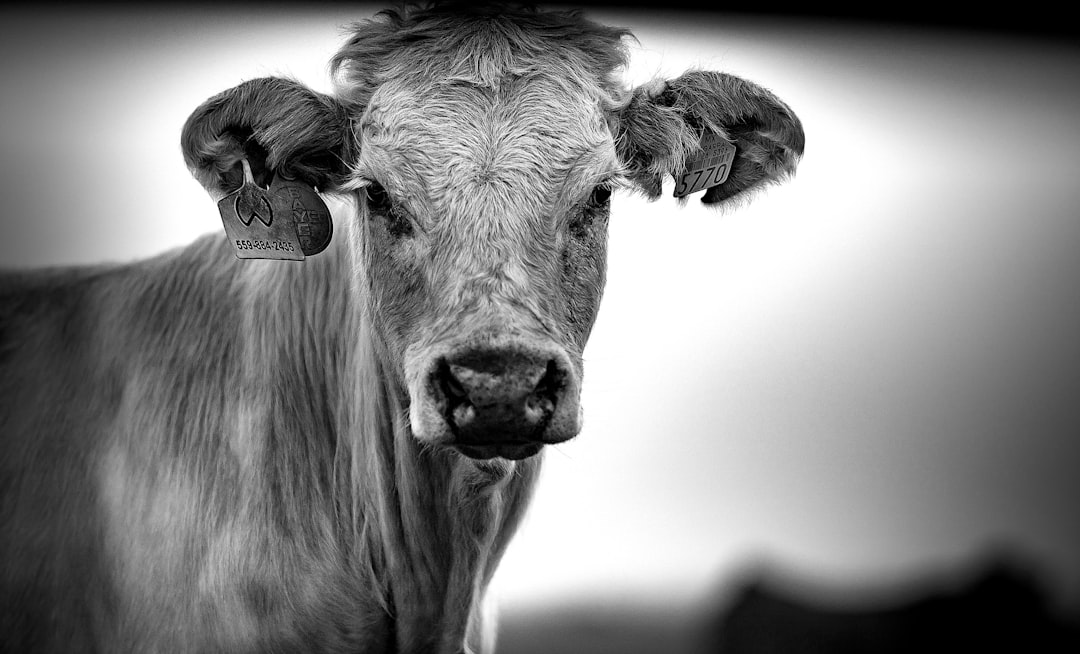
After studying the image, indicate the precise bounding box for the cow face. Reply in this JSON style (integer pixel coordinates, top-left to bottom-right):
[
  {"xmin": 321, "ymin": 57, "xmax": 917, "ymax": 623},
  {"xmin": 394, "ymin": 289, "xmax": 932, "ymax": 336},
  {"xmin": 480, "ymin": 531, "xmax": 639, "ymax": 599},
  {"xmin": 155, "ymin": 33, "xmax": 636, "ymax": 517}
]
[
  {"xmin": 351, "ymin": 76, "xmax": 615, "ymax": 459},
  {"xmin": 180, "ymin": 6, "xmax": 803, "ymax": 461}
]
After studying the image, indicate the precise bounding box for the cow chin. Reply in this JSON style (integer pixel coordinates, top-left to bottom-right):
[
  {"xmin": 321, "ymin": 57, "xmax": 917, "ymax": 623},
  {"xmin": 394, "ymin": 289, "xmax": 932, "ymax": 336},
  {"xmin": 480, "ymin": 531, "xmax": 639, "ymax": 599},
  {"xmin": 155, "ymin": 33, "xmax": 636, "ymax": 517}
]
[
  {"xmin": 405, "ymin": 338, "xmax": 583, "ymax": 460},
  {"xmin": 452, "ymin": 442, "xmax": 546, "ymax": 461}
]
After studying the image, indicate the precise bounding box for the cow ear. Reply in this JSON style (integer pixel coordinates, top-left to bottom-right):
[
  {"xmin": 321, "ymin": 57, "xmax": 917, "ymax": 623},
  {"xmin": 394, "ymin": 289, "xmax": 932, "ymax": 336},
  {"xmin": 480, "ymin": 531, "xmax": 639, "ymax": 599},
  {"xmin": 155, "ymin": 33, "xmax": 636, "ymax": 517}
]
[
  {"xmin": 614, "ymin": 71, "xmax": 804, "ymax": 206},
  {"xmin": 181, "ymin": 77, "xmax": 354, "ymax": 199}
]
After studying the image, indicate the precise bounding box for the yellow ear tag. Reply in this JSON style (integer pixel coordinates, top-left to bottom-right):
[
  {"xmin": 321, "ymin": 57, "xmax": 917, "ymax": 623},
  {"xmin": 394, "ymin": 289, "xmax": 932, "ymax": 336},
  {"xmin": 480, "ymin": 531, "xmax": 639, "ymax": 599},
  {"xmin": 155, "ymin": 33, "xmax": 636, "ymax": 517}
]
[{"xmin": 673, "ymin": 132, "xmax": 737, "ymax": 198}]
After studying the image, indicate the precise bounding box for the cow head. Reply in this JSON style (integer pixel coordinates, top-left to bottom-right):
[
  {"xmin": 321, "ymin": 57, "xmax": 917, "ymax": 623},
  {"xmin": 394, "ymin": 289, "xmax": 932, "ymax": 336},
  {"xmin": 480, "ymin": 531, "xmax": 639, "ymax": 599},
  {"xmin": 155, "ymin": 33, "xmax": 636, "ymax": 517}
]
[{"xmin": 181, "ymin": 4, "xmax": 803, "ymax": 461}]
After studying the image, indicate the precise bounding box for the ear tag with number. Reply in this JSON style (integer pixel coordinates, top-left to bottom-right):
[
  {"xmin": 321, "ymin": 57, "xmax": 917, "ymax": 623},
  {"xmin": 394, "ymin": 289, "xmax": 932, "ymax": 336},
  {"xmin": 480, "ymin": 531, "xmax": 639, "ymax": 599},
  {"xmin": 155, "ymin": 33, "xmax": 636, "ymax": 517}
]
[
  {"xmin": 218, "ymin": 160, "xmax": 304, "ymax": 260},
  {"xmin": 217, "ymin": 160, "xmax": 334, "ymax": 260},
  {"xmin": 673, "ymin": 132, "xmax": 737, "ymax": 198}
]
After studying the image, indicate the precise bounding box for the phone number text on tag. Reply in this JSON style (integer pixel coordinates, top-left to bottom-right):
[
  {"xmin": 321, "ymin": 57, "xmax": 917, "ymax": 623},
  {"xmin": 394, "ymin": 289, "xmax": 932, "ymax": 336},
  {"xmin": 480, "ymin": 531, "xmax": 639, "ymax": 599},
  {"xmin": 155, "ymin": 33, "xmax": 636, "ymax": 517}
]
[{"xmin": 235, "ymin": 239, "xmax": 296, "ymax": 253}]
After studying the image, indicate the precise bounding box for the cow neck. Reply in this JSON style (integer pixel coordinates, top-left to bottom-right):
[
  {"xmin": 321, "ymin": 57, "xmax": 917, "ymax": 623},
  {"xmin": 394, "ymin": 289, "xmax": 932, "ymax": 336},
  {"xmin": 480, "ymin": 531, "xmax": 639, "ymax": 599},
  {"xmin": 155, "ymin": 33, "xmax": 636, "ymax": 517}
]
[{"xmin": 251, "ymin": 233, "xmax": 544, "ymax": 650}]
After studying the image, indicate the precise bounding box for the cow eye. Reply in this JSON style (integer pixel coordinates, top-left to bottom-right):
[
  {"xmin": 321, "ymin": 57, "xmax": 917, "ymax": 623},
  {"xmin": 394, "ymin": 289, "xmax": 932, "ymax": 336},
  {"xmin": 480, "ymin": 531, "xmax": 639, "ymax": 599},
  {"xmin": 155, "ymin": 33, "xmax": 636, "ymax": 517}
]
[
  {"xmin": 364, "ymin": 181, "xmax": 413, "ymax": 238},
  {"xmin": 588, "ymin": 184, "xmax": 611, "ymax": 208},
  {"xmin": 570, "ymin": 184, "xmax": 611, "ymax": 238},
  {"xmin": 364, "ymin": 181, "xmax": 392, "ymax": 213}
]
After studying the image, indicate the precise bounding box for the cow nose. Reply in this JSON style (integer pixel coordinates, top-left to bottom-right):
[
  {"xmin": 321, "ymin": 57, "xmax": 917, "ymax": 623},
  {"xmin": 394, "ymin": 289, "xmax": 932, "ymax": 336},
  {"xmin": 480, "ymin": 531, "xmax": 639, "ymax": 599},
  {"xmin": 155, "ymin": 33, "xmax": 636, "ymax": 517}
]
[{"xmin": 434, "ymin": 347, "xmax": 571, "ymax": 454}]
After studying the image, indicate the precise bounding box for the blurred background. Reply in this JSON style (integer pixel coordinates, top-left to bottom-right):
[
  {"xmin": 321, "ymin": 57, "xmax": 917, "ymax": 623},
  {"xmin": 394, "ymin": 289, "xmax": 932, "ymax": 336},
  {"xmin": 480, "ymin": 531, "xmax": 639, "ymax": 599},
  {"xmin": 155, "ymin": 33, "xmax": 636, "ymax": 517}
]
[{"xmin": 2, "ymin": 2, "xmax": 1078, "ymax": 651}]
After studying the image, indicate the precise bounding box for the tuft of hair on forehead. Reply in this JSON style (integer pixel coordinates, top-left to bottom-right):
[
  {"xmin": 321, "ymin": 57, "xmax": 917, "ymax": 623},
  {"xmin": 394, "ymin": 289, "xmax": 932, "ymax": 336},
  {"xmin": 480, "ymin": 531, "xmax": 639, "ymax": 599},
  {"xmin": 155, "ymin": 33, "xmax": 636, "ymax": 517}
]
[{"xmin": 330, "ymin": 1, "xmax": 633, "ymax": 108}]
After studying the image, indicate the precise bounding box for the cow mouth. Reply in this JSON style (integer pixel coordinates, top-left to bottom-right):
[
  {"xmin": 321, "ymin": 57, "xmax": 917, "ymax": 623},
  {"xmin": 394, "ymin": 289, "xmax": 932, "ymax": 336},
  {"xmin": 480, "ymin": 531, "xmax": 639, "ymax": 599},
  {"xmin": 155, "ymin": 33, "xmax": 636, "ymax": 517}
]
[{"xmin": 451, "ymin": 441, "xmax": 545, "ymax": 460}]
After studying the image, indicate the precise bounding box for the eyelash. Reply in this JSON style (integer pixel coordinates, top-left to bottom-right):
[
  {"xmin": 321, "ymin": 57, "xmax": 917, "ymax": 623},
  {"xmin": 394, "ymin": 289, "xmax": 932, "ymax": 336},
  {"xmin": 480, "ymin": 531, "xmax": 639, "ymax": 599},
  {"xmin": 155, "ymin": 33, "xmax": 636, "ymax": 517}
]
[{"xmin": 588, "ymin": 184, "xmax": 612, "ymax": 208}]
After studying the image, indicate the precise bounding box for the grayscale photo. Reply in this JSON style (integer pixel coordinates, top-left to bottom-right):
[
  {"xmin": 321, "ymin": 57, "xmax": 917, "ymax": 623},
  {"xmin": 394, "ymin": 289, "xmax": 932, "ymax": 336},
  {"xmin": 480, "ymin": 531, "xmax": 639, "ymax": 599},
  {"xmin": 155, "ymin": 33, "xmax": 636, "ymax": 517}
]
[{"xmin": 2, "ymin": 2, "xmax": 1077, "ymax": 652}]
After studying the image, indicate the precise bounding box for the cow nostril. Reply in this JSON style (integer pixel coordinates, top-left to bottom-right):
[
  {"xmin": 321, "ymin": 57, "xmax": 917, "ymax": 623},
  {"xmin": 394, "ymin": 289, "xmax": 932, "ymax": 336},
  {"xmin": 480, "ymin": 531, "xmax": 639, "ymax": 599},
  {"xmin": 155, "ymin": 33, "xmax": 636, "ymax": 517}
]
[
  {"xmin": 436, "ymin": 360, "xmax": 475, "ymax": 431},
  {"xmin": 438, "ymin": 360, "xmax": 468, "ymax": 401},
  {"xmin": 535, "ymin": 360, "xmax": 563, "ymax": 395},
  {"xmin": 525, "ymin": 360, "xmax": 562, "ymax": 423},
  {"xmin": 523, "ymin": 394, "xmax": 554, "ymax": 423},
  {"xmin": 433, "ymin": 353, "xmax": 570, "ymax": 443}
]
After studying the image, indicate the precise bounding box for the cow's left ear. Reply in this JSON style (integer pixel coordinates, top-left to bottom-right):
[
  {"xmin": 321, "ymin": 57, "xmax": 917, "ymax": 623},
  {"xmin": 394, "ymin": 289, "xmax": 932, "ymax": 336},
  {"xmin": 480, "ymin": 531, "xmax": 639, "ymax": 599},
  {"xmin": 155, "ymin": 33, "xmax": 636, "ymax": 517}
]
[
  {"xmin": 181, "ymin": 77, "xmax": 354, "ymax": 200},
  {"xmin": 614, "ymin": 70, "xmax": 804, "ymax": 205}
]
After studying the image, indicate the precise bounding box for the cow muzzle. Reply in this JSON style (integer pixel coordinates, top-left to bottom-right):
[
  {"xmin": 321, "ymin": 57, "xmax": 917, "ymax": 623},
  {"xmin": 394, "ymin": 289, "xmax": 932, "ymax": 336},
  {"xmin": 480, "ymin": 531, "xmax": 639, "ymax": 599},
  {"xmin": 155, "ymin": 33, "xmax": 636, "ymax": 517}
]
[{"xmin": 408, "ymin": 341, "xmax": 582, "ymax": 460}]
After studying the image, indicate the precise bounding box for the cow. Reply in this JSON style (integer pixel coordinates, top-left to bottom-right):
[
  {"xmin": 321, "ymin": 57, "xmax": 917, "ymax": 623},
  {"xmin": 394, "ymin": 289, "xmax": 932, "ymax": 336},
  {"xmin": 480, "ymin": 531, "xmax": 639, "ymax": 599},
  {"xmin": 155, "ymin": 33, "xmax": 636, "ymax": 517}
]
[{"xmin": 0, "ymin": 2, "xmax": 803, "ymax": 652}]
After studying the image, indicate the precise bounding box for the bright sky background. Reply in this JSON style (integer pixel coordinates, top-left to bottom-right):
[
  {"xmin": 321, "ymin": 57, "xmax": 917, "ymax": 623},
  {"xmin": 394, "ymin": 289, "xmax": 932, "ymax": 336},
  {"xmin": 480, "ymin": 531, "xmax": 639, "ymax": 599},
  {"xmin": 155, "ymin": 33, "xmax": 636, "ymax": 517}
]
[{"xmin": 3, "ymin": 4, "xmax": 1078, "ymax": 621}]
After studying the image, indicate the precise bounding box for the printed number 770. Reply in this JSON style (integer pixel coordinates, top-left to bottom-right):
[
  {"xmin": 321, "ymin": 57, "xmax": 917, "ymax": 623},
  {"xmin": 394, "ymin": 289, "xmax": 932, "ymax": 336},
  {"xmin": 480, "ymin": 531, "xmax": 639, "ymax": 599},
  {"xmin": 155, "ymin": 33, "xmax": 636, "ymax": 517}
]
[{"xmin": 673, "ymin": 164, "xmax": 725, "ymax": 197}]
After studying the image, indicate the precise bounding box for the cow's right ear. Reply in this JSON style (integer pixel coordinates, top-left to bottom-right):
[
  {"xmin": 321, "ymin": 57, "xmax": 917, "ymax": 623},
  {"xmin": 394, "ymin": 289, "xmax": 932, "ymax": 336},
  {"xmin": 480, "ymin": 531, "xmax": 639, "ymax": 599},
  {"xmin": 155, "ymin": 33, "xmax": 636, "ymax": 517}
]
[
  {"xmin": 181, "ymin": 77, "xmax": 354, "ymax": 200},
  {"xmin": 613, "ymin": 71, "xmax": 804, "ymax": 206}
]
